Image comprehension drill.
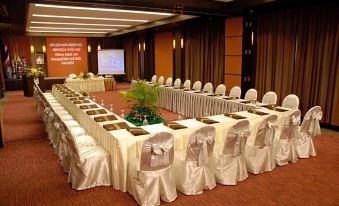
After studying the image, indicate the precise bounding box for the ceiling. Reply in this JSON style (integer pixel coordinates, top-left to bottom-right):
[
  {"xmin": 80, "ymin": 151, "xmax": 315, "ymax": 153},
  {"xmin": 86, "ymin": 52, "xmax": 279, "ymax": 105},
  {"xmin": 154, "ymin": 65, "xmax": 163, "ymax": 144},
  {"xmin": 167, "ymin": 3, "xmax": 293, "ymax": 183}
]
[{"xmin": 0, "ymin": 0, "xmax": 330, "ymax": 36}]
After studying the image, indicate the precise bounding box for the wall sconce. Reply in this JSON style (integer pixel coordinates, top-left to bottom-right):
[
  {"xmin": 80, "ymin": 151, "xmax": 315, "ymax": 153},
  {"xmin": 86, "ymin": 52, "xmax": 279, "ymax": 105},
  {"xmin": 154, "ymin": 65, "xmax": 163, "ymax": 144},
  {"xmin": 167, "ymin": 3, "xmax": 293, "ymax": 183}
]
[
  {"xmin": 180, "ymin": 38, "xmax": 184, "ymax": 49},
  {"xmin": 30, "ymin": 45, "xmax": 35, "ymax": 53},
  {"xmin": 143, "ymin": 42, "xmax": 145, "ymax": 51},
  {"xmin": 87, "ymin": 45, "xmax": 91, "ymax": 53},
  {"xmin": 97, "ymin": 44, "xmax": 101, "ymax": 50},
  {"xmin": 172, "ymin": 39, "xmax": 176, "ymax": 49},
  {"xmin": 42, "ymin": 45, "xmax": 46, "ymax": 53},
  {"xmin": 138, "ymin": 42, "xmax": 141, "ymax": 52},
  {"xmin": 251, "ymin": 31, "xmax": 254, "ymax": 46}
]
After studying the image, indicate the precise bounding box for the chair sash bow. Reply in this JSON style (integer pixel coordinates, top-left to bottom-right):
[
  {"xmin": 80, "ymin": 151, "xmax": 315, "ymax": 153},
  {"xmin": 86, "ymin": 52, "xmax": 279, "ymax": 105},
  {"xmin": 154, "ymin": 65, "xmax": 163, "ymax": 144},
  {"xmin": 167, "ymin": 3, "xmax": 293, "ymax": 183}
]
[
  {"xmin": 233, "ymin": 130, "xmax": 250, "ymax": 156},
  {"xmin": 195, "ymin": 134, "xmax": 214, "ymax": 166},
  {"xmin": 149, "ymin": 141, "xmax": 172, "ymax": 168},
  {"xmin": 308, "ymin": 112, "xmax": 322, "ymax": 136},
  {"xmin": 264, "ymin": 121, "xmax": 277, "ymax": 146}
]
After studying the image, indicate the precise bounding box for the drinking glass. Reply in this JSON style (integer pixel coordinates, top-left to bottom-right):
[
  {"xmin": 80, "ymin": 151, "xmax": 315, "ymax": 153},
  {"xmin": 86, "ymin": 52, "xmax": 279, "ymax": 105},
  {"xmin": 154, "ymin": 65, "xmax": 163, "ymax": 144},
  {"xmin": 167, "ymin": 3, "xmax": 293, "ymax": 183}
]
[
  {"xmin": 109, "ymin": 104, "xmax": 113, "ymax": 112},
  {"xmin": 143, "ymin": 115, "xmax": 149, "ymax": 126},
  {"xmin": 101, "ymin": 100, "xmax": 104, "ymax": 106}
]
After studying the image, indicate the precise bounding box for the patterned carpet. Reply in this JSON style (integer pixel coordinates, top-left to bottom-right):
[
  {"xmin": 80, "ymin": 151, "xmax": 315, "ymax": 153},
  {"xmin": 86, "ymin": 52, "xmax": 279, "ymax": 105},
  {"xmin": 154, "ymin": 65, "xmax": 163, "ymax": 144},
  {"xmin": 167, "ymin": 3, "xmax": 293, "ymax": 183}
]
[{"xmin": 0, "ymin": 85, "xmax": 339, "ymax": 206}]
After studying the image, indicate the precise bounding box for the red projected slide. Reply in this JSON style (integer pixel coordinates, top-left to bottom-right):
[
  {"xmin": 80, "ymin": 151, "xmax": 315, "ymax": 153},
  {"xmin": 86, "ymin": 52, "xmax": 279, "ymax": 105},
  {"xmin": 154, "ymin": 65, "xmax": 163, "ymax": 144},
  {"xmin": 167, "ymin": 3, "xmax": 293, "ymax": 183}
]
[{"xmin": 46, "ymin": 37, "xmax": 88, "ymax": 77}]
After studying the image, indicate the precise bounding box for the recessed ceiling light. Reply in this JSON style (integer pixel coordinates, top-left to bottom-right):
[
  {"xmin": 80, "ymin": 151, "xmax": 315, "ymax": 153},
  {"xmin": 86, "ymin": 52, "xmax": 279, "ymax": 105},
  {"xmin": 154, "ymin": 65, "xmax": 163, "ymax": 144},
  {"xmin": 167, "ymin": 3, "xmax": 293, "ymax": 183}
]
[
  {"xmin": 30, "ymin": 21, "xmax": 130, "ymax": 27},
  {"xmin": 28, "ymin": 30, "xmax": 108, "ymax": 34},
  {"xmin": 29, "ymin": 26, "xmax": 117, "ymax": 31},
  {"xmin": 34, "ymin": 3, "xmax": 173, "ymax": 16},
  {"xmin": 32, "ymin": 14, "xmax": 148, "ymax": 22}
]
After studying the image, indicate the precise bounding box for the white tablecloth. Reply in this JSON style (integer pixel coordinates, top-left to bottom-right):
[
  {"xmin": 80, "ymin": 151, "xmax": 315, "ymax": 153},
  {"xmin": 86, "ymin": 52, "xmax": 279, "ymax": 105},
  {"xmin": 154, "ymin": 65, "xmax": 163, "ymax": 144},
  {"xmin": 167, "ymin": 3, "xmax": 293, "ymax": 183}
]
[
  {"xmin": 65, "ymin": 77, "xmax": 105, "ymax": 93},
  {"xmin": 52, "ymin": 85, "xmax": 294, "ymax": 192}
]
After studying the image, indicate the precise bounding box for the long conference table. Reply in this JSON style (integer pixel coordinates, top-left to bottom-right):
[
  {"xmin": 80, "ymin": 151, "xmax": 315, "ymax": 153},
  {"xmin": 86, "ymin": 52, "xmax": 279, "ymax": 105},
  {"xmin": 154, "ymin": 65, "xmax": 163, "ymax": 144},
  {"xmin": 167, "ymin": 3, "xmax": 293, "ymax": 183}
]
[
  {"xmin": 52, "ymin": 84, "xmax": 294, "ymax": 192},
  {"xmin": 65, "ymin": 77, "xmax": 117, "ymax": 93}
]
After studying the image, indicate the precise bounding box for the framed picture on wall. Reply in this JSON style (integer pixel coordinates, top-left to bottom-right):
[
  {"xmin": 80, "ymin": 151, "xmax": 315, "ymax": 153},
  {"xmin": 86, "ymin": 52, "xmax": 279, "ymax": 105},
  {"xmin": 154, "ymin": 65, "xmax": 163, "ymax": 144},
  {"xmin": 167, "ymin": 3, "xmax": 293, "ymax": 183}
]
[{"xmin": 35, "ymin": 54, "xmax": 45, "ymax": 65}]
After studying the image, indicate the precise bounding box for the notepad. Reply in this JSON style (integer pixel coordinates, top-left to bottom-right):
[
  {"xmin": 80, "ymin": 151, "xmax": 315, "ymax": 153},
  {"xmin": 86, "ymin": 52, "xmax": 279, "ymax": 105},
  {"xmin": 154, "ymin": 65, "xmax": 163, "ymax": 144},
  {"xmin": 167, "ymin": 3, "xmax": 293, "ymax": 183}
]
[
  {"xmin": 196, "ymin": 117, "xmax": 219, "ymax": 124},
  {"xmin": 164, "ymin": 121, "xmax": 187, "ymax": 130},
  {"xmin": 79, "ymin": 104, "xmax": 98, "ymax": 110},
  {"xmin": 223, "ymin": 97, "xmax": 239, "ymax": 100},
  {"xmin": 65, "ymin": 94, "xmax": 80, "ymax": 97},
  {"xmin": 69, "ymin": 97, "xmax": 86, "ymax": 101},
  {"xmin": 94, "ymin": 115, "xmax": 117, "ymax": 122},
  {"xmin": 73, "ymin": 100, "xmax": 91, "ymax": 104},
  {"xmin": 103, "ymin": 122, "xmax": 130, "ymax": 131},
  {"xmin": 224, "ymin": 113, "xmax": 247, "ymax": 119},
  {"xmin": 192, "ymin": 91, "xmax": 202, "ymax": 93},
  {"xmin": 263, "ymin": 105, "xmax": 289, "ymax": 112},
  {"xmin": 86, "ymin": 109, "xmax": 107, "ymax": 115},
  {"xmin": 240, "ymin": 100, "xmax": 252, "ymax": 104},
  {"xmin": 247, "ymin": 109, "xmax": 269, "ymax": 116},
  {"xmin": 128, "ymin": 127, "xmax": 150, "ymax": 136}
]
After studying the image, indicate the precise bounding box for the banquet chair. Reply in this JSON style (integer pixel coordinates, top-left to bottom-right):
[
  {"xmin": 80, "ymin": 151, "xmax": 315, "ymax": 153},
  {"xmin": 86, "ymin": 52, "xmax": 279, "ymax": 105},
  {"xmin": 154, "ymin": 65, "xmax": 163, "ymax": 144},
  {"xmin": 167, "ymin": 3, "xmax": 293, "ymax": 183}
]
[
  {"xmin": 244, "ymin": 89, "xmax": 258, "ymax": 101},
  {"xmin": 202, "ymin": 82, "xmax": 213, "ymax": 93},
  {"xmin": 192, "ymin": 81, "xmax": 202, "ymax": 92},
  {"xmin": 151, "ymin": 75, "xmax": 157, "ymax": 84},
  {"xmin": 229, "ymin": 86, "xmax": 241, "ymax": 98},
  {"xmin": 128, "ymin": 132, "xmax": 177, "ymax": 206},
  {"xmin": 183, "ymin": 80, "xmax": 191, "ymax": 90},
  {"xmin": 274, "ymin": 110, "xmax": 301, "ymax": 166},
  {"xmin": 158, "ymin": 76, "xmax": 165, "ymax": 85},
  {"xmin": 261, "ymin": 91, "xmax": 277, "ymax": 105},
  {"xmin": 174, "ymin": 126, "xmax": 216, "ymax": 195},
  {"xmin": 64, "ymin": 123, "xmax": 111, "ymax": 190},
  {"xmin": 245, "ymin": 115, "xmax": 278, "ymax": 174},
  {"xmin": 165, "ymin": 77, "xmax": 173, "ymax": 86},
  {"xmin": 215, "ymin": 84, "xmax": 226, "ymax": 96},
  {"xmin": 282, "ymin": 94, "xmax": 299, "ymax": 109},
  {"xmin": 294, "ymin": 106, "xmax": 322, "ymax": 158},
  {"xmin": 214, "ymin": 120, "xmax": 250, "ymax": 185},
  {"xmin": 69, "ymin": 73, "xmax": 77, "ymax": 78},
  {"xmin": 174, "ymin": 78, "xmax": 181, "ymax": 88}
]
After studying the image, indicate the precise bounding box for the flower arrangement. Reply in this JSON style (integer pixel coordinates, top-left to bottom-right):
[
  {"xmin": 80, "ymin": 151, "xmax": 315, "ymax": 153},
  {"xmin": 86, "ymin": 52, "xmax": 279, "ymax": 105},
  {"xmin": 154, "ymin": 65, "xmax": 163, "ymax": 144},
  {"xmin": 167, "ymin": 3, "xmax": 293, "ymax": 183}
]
[
  {"xmin": 121, "ymin": 80, "xmax": 164, "ymax": 126},
  {"xmin": 78, "ymin": 72, "xmax": 90, "ymax": 80},
  {"xmin": 26, "ymin": 67, "xmax": 44, "ymax": 78}
]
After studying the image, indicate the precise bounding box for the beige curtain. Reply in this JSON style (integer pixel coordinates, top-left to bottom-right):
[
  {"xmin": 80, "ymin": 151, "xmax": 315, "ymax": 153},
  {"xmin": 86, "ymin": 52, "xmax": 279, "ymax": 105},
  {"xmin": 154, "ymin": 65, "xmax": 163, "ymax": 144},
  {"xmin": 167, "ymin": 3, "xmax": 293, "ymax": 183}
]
[
  {"xmin": 184, "ymin": 18, "xmax": 224, "ymax": 86},
  {"xmin": 255, "ymin": 3, "xmax": 339, "ymax": 125}
]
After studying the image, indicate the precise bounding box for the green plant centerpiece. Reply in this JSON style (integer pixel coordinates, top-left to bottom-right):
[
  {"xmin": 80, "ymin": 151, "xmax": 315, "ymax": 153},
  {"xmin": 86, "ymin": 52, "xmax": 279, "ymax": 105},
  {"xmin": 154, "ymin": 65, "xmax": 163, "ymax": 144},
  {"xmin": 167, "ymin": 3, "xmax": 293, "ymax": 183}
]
[
  {"xmin": 26, "ymin": 67, "xmax": 44, "ymax": 78},
  {"xmin": 121, "ymin": 80, "xmax": 164, "ymax": 126}
]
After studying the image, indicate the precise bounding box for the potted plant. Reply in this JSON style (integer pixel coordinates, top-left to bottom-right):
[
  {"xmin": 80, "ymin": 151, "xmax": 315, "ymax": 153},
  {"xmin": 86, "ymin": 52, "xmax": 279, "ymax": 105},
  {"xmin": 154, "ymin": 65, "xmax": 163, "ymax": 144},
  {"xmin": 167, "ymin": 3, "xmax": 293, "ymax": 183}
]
[{"xmin": 121, "ymin": 80, "xmax": 164, "ymax": 126}]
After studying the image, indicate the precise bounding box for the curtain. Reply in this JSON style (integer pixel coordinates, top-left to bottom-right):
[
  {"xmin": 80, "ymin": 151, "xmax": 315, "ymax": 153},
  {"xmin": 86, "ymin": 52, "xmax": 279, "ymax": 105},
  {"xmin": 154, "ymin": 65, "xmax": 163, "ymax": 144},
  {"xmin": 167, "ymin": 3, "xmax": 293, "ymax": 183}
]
[
  {"xmin": 184, "ymin": 18, "xmax": 224, "ymax": 86},
  {"xmin": 122, "ymin": 35, "xmax": 139, "ymax": 81},
  {"xmin": 1, "ymin": 36, "xmax": 31, "ymax": 66},
  {"xmin": 255, "ymin": 3, "xmax": 339, "ymax": 125}
]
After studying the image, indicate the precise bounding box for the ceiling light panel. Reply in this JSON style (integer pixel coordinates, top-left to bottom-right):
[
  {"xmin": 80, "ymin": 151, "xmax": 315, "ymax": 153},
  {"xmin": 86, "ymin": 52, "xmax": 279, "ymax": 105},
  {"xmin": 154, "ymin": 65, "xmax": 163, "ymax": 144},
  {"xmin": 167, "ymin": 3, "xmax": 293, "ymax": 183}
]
[
  {"xmin": 29, "ymin": 26, "xmax": 117, "ymax": 31},
  {"xmin": 30, "ymin": 21, "xmax": 130, "ymax": 27}
]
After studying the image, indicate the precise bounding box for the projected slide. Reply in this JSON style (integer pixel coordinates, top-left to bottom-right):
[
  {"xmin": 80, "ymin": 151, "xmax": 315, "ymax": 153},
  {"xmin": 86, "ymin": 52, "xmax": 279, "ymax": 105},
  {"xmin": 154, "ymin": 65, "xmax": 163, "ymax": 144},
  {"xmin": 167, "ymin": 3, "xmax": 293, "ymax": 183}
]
[{"xmin": 98, "ymin": 49, "xmax": 125, "ymax": 75}]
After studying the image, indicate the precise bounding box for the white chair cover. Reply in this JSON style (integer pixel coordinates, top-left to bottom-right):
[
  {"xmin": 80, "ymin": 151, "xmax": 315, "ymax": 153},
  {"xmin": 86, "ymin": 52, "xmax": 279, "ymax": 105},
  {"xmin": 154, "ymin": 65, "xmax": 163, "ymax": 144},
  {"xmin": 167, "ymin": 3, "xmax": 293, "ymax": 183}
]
[
  {"xmin": 244, "ymin": 88, "xmax": 258, "ymax": 101},
  {"xmin": 174, "ymin": 78, "xmax": 181, "ymax": 88},
  {"xmin": 262, "ymin": 91, "xmax": 277, "ymax": 105},
  {"xmin": 245, "ymin": 115, "xmax": 278, "ymax": 174},
  {"xmin": 158, "ymin": 76, "xmax": 164, "ymax": 85},
  {"xmin": 274, "ymin": 110, "xmax": 301, "ymax": 166},
  {"xmin": 69, "ymin": 73, "xmax": 77, "ymax": 78},
  {"xmin": 151, "ymin": 75, "xmax": 157, "ymax": 84},
  {"xmin": 294, "ymin": 106, "xmax": 322, "ymax": 158},
  {"xmin": 214, "ymin": 120, "xmax": 250, "ymax": 185},
  {"xmin": 183, "ymin": 80, "xmax": 191, "ymax": 90},
  {"xmin": 87, "ymin": 72, "xmax": 94, "ymax": 77},
  {"xmin": 64, "ymin": 124, "xmax": 112, "ymax": 190},
  {"xmin": 192, "ymin": 81, "xmax": 202, "ymax": 92},
  {"xmin": 202, "ymin": 82, "xmax": 213, "ymax": 93},
  {"xmin": 229, "ymin": 86, "xmax": 241, "ymax": 98},
  {"xmin": 174, "ymin": 126, "xmax": 216, "ymax": 195},
  {"xmin": 128, "ymin": 132, "xmax": 177, "ymax": 206},
  {"xmin": 165, "ymin": 77, "xmax": 173, "ymax": 86},
  {"xmin": 282, "ymin": 94, "xmax": 300, "ymax": 109},
  {"xmin": 215, "ymin": 84, "xmax": 226, "ymax": 96}
]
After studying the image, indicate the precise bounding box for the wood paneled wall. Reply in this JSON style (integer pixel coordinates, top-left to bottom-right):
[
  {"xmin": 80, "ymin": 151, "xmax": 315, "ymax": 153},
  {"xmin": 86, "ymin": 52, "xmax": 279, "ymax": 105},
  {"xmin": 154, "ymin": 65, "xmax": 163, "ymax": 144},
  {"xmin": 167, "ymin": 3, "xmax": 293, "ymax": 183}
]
[
  {"xmin": 154, "ymin": 32, "xmax": 173, "ymax": 80},
  {"xmin": 224, "ymin": 17, "xmax": 243, "ymax": 93}
]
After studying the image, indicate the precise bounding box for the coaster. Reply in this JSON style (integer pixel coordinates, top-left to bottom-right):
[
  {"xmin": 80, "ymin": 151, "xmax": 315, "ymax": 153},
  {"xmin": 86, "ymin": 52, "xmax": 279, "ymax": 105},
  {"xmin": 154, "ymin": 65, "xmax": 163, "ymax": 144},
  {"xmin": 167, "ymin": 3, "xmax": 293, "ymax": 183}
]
[
  {"xmin": 86, "ymin": 109, "xmax": 107, "ymax": 115},
  {"xmin": 224, "ymin": 113, "xmax": 247, "ymax": 119},
  {"xmin": 103, "ymin": 122, "xmax": 130, "ymax": 131},
  {"xmin": 164, "ymin": 121, "xmax": 187, "ymax": 130},
  {"xmin": 94, "ymin": 115, "xmax": 118, "ymax": 122},
  {"xmin": 196, "ymin": 117, "xmax": 219, "ymax": 124}
]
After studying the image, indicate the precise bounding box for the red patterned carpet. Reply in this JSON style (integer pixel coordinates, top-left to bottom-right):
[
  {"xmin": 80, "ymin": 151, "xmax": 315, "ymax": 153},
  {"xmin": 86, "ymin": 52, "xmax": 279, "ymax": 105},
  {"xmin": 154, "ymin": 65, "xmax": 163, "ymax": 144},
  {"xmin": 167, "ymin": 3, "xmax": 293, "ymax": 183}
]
[{"xmin": 0, "ymin": 86, "xmax": 339, "ymax": 206}]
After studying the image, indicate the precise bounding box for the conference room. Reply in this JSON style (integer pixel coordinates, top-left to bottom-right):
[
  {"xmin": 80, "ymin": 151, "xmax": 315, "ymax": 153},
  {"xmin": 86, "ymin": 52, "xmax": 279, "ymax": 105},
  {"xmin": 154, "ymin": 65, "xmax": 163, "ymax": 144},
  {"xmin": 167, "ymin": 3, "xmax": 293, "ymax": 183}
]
[{"xmin": 0, "ymin": 0, "xmax": 338, "ymax": 205}]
